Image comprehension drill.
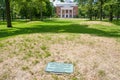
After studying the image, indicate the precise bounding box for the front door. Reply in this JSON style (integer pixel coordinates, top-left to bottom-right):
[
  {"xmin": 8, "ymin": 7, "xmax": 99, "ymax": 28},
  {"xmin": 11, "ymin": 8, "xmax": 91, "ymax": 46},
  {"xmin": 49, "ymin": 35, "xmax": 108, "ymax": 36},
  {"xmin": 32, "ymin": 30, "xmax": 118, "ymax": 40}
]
[{"xmin": 66, "ymin": 15, "xmax": 68, "ymax": 18}]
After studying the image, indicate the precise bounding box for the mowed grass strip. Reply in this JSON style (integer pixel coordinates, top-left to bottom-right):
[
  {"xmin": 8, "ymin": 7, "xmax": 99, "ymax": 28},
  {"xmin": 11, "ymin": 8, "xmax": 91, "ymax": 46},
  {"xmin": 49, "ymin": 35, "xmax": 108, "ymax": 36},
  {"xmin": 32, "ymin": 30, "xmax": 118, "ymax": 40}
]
[{"xmin": 0, "ymin": 19, "xmax": 120, "ymax": 80}]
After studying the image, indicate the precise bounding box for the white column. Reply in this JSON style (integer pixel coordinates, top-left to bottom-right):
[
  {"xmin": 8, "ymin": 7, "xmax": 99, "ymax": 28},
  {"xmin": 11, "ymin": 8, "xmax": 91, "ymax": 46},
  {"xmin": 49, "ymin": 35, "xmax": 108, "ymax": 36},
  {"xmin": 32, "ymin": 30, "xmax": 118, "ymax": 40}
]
[
  {"xmin": 72, "ymin": 9, "xmax": 73, "ymax": 18},
  {"xmin": 68, "ymin": 10, "xmax": 70, "ymax": 18},
  {"xmin": 65, "ymin": 10, "xmax": 66, "ymax": 18},
  {"xmin": 63, "ymin": 9, "xmax": 64, "ymax": 18},
  {"xmin": 68, "ymin": 10, "xmax": 69, "ymax": 18}
]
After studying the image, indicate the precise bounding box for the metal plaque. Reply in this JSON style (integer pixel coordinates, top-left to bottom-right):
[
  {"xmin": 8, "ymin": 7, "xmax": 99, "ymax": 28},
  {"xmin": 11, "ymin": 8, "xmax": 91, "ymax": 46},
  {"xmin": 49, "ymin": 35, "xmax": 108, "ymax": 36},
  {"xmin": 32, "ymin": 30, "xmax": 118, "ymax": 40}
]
[{"xmin": 45, "ymin": 62, "xmax": 73, "ymax": 74}]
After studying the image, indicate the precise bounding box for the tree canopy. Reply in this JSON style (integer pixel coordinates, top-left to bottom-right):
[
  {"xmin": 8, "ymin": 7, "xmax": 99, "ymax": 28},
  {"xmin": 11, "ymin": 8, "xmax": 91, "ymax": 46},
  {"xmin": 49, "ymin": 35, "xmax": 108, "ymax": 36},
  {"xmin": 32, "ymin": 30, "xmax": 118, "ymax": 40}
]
[
  {"xmin": 1, "ymin": 0, "xmax": 120, "ymax": 27},
  {"xmin": 75, "ymin": 0, "xmax": 120, "ymax": 21}
]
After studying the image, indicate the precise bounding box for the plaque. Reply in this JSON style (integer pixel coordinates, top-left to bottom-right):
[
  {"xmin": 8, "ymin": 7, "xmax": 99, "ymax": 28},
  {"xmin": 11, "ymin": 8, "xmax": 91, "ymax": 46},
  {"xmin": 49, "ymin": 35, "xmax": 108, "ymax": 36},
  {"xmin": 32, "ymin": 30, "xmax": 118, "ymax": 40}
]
[{"xmin": 45, "ymin": 62, "xmax": 73, "ymax": 74}]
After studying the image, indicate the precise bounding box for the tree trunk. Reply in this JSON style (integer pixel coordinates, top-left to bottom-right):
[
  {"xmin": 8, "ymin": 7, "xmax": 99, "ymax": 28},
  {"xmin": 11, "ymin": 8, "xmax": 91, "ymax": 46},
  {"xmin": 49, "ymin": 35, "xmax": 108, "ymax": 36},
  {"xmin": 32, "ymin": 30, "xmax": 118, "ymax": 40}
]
[
  {"xmin": 40, "ymin": 0, "xmax": 43, "ymax": 21},
  {"xmin": 100, "ymin": 0, "xmax": 103, "ymax": 21},
  {"xmin": 89, "ymin": 9, "xmax": 92, "ymax": 20},
  {"xmin": 89, "ymin": 0, "xmax": 93, "ymax": 20},
  {"xmin": 117, "ymin": 14, "xmax": 119, "ymax": 20},
  {"xmin": 5, "ymin": 0, "xmax": 12, "ymax": 27},
  {"xmin": 117, "ymin": 5, "xmax": 119, "ymax": 20},
  {"xmin": 29, "ymin": 8, "xmax": 32, "ymax": 21},
  {"xmin": 95, "ymin": 10, "xmax": 97, "ymax": 20},
  {"xmin": 30, "ymin": 12, "xmax": 32, "ymax": 21},
  {"xmin": 109, "ymin": 5, "xmax": 113, "ymax": 21},
  {"xmin": 2, "ymin": 10, "xmax": 5, "ymax": 21},
  {"xmin": 29, "ymin": 2, "xmax": 32, "ymax": 21}
]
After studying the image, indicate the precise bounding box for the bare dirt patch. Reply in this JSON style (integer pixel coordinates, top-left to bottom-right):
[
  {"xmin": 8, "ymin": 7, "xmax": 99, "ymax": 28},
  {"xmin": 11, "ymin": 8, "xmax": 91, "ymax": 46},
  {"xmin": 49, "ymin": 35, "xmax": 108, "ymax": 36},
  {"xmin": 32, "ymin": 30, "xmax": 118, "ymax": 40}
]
[{"xmin": 0, "ymin": 33, "xmax": 120, "ymax": 80}]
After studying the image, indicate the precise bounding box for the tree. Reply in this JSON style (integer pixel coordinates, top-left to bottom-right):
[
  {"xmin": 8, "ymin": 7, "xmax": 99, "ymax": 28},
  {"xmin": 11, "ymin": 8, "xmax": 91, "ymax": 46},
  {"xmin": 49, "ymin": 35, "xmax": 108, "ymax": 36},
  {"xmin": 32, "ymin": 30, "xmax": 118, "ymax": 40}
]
[
  {"xmin": 87, "ymin": 0, "xmax": 94, "ymax": 20},
  {"xmin": 74, "ymin": 0, "xmax": 89, "ymax": 18},
  {"xmin": 104, "ymin": 0, "xmax": 119, "ymax": 21},
  {"xmin": 9, "ymin": 0, "xmax": 52, "ymax": 21},
  {"xmin": 99, "ymin": 0, "xmax": 104, "ymax": 21},
  {"xmin": 5, "ymin": 0, "xmax": 12, "ymax": 27},
  {"xmin": 40, "ymin": 0, "xmax": 43, "ymax": 20},
  {"xmin": 116, "ymin": 0, "xmax": 120, "ymax": 20},
  {"xmin": 0, "ymin": 0, "xmax": 5, "ymax": 21}
]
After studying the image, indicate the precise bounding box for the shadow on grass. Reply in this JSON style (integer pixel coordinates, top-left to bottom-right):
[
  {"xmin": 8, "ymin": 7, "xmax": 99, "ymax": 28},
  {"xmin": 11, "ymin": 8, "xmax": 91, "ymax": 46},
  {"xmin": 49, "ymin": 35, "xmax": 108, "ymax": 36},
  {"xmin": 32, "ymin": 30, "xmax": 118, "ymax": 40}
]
[
  {"xmin": 0, "ymin": 23, "xmax": 120, "ymax": 39},
  {"xmin": 0, "ymin": 20, "xmax": 28, "ymax": 25},
  {"xmin": 0, "ymin": 21, "xmax": 7, "ymax": 25},
  {"xmin": 112, "ymin": 20, "xmax": 120, "ymax": 26}
]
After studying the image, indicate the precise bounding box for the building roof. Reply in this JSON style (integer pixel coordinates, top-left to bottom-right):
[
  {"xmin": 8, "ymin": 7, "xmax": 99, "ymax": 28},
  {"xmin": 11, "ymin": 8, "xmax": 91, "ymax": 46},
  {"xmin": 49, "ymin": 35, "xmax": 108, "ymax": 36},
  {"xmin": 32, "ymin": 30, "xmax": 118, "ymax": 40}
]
[{"xmin": 53, "ymin": 0, "xmax": 77, "ymax": 7}]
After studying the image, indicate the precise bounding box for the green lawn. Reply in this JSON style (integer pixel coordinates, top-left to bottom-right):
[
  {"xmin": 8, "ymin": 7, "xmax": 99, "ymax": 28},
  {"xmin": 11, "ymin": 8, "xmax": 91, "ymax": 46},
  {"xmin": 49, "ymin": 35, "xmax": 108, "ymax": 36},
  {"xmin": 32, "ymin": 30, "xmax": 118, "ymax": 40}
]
[
  {"xmin": 0, "ymin": 19, "xmax": 120, "ymax": 80},
  {"xmin": 0, "ymin": 19, "xmax": 120, "ymax": 40}
]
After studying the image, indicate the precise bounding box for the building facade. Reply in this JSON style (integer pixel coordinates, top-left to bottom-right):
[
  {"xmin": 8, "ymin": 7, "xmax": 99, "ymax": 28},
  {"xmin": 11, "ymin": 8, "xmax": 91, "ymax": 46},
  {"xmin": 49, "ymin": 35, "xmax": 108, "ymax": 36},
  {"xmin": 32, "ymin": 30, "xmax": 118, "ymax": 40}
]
[{"xmin": 53, "ymin": 1, "xmax": 78, "ymax": 18}]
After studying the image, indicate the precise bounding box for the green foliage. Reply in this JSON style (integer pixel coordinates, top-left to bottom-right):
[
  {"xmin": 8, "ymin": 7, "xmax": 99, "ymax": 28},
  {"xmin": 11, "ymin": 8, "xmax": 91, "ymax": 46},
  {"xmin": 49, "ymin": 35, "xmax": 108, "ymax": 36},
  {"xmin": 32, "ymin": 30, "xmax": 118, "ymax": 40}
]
[
  {"xmin": 77, "ymin": 0, "xmax": 120, "ymax": 21},
  {"xmin": 10, "ymin": 0, "xmax": 52, "ymax": 20},
  {"xmin": 2, "ymin": 0, "xmax": 120, "ymax": 22}
]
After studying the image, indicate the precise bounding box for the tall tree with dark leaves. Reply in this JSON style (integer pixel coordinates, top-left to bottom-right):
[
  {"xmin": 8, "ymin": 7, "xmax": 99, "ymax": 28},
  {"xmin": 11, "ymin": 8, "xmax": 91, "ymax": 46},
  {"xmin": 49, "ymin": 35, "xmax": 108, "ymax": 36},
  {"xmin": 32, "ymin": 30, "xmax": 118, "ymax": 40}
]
[
  {"xmin": 0, "ymin": 0, "xmax": 5, "ymax": 21},
  {"xmin": 5, "ymin": 0, "xmax": 12, "ymax": 27},
  {"xmin": 104, "ymin": 0, "xmax": 119, "ymax": 21},
  {"xmin": 88, "ymin": 0, "xmax": 93, "ymax": 20},
  {"xmin": 116, "ymin": 0, "xmax": 120, "ymax": 20}
]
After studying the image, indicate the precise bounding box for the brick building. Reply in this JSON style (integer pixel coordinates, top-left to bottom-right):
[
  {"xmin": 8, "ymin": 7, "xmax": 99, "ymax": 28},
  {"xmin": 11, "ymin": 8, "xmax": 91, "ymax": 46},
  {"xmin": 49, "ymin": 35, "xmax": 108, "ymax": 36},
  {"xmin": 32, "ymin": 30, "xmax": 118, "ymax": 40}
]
[{"xmin": 53, "ymin": 0, "xmax": 78, "ymax": 18}]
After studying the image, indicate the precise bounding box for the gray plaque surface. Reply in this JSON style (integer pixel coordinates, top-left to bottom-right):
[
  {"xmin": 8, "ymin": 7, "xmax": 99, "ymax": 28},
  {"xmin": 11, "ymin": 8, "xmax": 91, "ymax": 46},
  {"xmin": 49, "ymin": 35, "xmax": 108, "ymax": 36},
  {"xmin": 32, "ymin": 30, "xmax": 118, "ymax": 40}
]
[{"xmin": 45, "ymin": 62, "xmax": 73, "ymax": 74}]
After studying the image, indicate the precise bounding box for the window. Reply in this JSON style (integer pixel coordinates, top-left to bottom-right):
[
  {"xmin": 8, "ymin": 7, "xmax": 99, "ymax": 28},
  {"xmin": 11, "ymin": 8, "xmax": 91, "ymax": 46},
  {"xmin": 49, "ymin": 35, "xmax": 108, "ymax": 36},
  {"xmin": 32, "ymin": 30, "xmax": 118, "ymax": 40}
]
[
  {"xmin": 59, "ymin": 11, "xmax": 60, "ymax": 13},
  {"xmin": 62, "ymin": 10, "xmax": 64, "ymax": 13},
  {"xmin": 66, "ymin": 10, "xmax": 68, "ymax": 13}
]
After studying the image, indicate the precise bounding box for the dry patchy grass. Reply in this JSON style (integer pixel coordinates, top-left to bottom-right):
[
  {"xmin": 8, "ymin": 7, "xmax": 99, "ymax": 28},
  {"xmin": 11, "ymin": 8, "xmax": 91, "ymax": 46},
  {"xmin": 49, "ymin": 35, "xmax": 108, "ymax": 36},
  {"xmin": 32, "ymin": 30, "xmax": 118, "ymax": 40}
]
[
  {"xmin": 80, "ymin": 21, "xmax": 114, "ymax": 27},
  {"xmin": 0, "ymin": 33, "xmax": 120, "ymax": 80}
]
